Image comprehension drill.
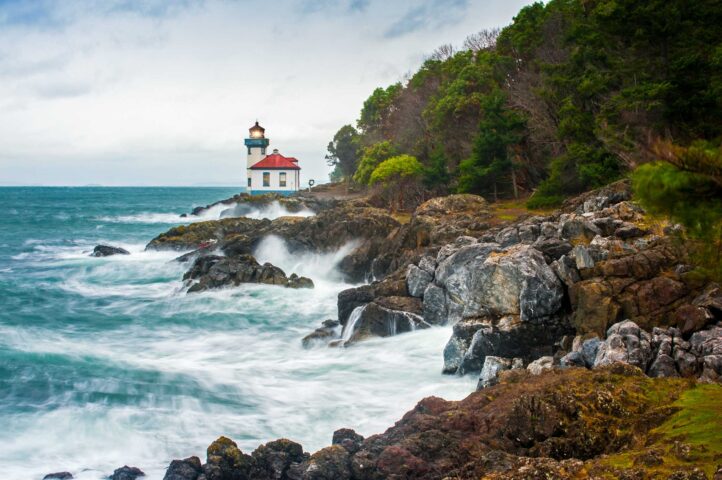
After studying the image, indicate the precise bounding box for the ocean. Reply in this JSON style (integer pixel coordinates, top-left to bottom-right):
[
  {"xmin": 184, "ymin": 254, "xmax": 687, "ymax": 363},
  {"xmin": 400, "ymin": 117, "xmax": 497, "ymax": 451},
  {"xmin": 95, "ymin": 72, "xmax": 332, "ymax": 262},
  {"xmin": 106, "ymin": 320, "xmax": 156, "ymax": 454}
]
[{"xmin": 0, "ymin": 187, "xmax": 475, "ymax": 480}]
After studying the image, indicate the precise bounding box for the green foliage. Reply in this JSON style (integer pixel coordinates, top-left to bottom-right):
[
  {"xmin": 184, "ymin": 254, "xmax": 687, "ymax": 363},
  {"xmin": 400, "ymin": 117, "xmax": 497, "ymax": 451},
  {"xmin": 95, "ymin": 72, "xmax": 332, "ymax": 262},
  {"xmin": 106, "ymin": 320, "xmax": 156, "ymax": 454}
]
[
  {"xmin": 353, "ymin": 141, "xmax": 400, "ymax": 185},
  {"xmin": 369, "ymin": 155, "xmax": 423, "ymax": 185},
  {"xmin": 457, "ymin": 89, "xmax": 526, "ymax": 199},
  {"xmin": 633, "ymin": 141, "xmax": 722, "ymax": 279},
  {"xmin": 325, "ymin": 125, "xmax": 360, "ymax": 181},
  {"xmin": 328, "ymin": 0, "xmax": 722, "ymax": 206}
]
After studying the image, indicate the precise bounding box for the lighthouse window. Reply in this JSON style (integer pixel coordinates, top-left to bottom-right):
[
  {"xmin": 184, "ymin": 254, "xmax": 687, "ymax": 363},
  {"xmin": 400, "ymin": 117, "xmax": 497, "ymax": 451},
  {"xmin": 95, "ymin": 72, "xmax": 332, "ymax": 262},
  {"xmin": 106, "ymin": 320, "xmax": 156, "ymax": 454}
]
[
  {"xmin": 247, "ymin": 177, "xmax": 251, "ymax": 187},
  {"xmin": 263, "ymin": 172, "xmax": 270, "ymax": 187},
  {"xmin": 279, "ymin": 172, "xmax": 287, "ymax": 187}
]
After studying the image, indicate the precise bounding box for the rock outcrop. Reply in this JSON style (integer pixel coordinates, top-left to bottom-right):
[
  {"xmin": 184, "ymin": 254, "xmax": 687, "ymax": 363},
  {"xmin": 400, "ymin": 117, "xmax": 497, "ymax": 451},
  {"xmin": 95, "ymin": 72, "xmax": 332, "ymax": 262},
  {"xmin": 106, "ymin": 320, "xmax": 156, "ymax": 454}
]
[
  {"xmin": 91, "ymin": 245, "xmax": 130, "ymax": 257},
  {"xmin": 183, "ymin": 254, "xmax": 313, "ymax": 293},
  {"xmin": 161, "ymin": 366, "xmax": 722, "ymax": 480}
]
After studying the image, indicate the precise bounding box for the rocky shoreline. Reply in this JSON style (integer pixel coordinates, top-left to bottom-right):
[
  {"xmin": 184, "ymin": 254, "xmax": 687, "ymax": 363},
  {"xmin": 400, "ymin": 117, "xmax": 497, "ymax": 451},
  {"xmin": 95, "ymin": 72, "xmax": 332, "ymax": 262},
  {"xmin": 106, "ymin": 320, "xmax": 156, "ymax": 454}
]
[{"xmin": 76, "ymin": 185, "xmax": 721, "ymax": 479}]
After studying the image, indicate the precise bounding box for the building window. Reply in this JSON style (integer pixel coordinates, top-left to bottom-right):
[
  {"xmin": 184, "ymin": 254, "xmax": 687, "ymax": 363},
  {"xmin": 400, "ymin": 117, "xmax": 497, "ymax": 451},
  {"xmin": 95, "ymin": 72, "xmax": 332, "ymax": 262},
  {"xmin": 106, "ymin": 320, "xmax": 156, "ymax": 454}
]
[
  {"xmin": 263, "ymin": 172, "xmax": 270, "ymax": 187},
  {"xmin": 279, "ymin": 172, "xmax": 287, "ymax": 187},
  {"xmin": 247, "ymin": 177, "xmax": 251, "ymax": 187}
]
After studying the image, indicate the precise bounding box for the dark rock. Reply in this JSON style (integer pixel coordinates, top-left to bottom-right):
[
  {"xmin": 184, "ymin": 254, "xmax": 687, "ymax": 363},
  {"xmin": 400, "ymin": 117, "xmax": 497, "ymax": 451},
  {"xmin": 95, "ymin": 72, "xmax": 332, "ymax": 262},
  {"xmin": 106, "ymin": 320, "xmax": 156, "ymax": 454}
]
[
  {"xmin": 648, "ymin": 353, "xmax": 679, "ymax": 378},
  {"xmin": 615, "ymin": 224, "xmax": 650, "ymax": 239},
  {"xmin": 422, "ymin": 283, "xmax": 448, "ymax": 326},
  {"xmin": 204, "ymin": 436, "xmax": 253, "ymax": 480},
  {"xmin": 184, "ymin": 254, "xmax": 312, "ymax": 292},
  {"xmin": 302, "ymin": 320, "xmax": 341, "ymax": 348},
  {"xmin": 560, "ymin": 350, "xmax": 585, "ymax": 367},
  {"xmin": 110, "ymin": 466, "xmax": 145, "ymax": 480},
  {"xmin": 332, "ymin": 429, "xmax": 364, "ymax": 454},
  {"xmin": 163, "ymin": 457, "xmax": 202, "ymax": 480},
  {"xmin": 345, "ymin": 301, "xmax": 427, "ymax": 344},
  {"xmin": 300, "ymin": 445, "xmax": 350, "ymax": 480},
  {"xmin": 533, "ymin": 238, "xmax": 573, "ymax": 261},
  {"xmin": 477, "ymin": 356, "xmax": 514, "ymax": 389},
  {"xmin": 675, "ymin": 304, "xmax": 712, "ymax": 337},
  {"xmin": 580, "ymin": 338, "xmax": 602, "ymax": 368},
  {"xmin": 91, "ymin": 245, "xmax": 130, "ymax": 257},
  {"xmin": 43, "ymin": 473, "xmax": 73, "ymax": 480},
  {"xmin": 251, "ymin": 438, "xmax": 306, "ymax": 480}
]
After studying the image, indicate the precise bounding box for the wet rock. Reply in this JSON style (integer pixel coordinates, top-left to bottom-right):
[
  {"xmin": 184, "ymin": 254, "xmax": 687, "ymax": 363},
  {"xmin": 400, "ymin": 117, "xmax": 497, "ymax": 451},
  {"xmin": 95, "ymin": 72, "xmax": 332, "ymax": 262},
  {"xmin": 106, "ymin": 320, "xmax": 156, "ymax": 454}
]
[
  {"xmin": 163, "ymin": 457, "xmax": 202, "ymax": 480},
  {"xmin": 345, "ymin": 301, "xmax": 426, "ymax": 344},
  {"xmin": 91, "ymin": 245, "xmax": 130, "ymax": 257},
  {"xmin": 331, "ymin": 429, "xmax": 364, "ymax": 454},
  {"xmin": 110, "ymin": 466, "xmax": 145, "ymax": 480},
  {"xmin": 43, "ymin": 473, "xmax": 73, "ymax": 480},
  {"xmin": 593, "ymin": 320, "xmax": 653, "ymax": 371},
  {"xmin": 287, "ymin": 274, "xmax": 314, "ymax": 289},
  {"xmin": 406, "ymin": 264, "xmax": 432, "ymax": 298},
  {"xmin": 527, "ymin": 356, "xmax": 554, "ymax": 375},
  {"xmin": 302, "ymin": 320, "xmax": 340, "ymax": 348},
  {"xmin": 184, "ymin": 254, "xmax": 311, "ymax": 293}
]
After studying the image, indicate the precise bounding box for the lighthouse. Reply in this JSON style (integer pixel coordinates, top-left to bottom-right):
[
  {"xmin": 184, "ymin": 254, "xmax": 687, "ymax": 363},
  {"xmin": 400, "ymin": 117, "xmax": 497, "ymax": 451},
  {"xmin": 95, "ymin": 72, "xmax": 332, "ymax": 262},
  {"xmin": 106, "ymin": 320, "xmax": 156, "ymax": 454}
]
[{"xmin": 244, "ymin": 121, "xmax": 301, "ymax": 195}]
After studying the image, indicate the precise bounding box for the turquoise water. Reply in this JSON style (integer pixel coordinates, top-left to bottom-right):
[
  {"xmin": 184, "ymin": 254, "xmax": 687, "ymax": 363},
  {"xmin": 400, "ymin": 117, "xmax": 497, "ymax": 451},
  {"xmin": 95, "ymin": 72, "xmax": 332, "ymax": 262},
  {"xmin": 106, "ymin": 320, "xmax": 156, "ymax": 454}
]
[{"xmin": 0, "ymin": 187, "xmax": 474, "ymax": 480}]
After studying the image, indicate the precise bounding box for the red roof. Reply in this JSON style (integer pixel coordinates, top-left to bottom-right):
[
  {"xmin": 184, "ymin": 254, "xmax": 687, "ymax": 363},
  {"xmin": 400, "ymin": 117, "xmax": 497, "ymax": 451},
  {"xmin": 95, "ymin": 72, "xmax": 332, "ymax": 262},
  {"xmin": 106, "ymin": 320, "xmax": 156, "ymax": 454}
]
[{"xmin": 250, "ymin": 153, "xmax": 301, "ymax": 170}]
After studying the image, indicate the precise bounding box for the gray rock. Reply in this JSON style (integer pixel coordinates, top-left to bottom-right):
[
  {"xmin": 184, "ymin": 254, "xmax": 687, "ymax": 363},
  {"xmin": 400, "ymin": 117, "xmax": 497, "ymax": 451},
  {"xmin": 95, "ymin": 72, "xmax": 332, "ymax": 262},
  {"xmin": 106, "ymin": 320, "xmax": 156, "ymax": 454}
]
[
  {"xmin": 518, "ymin": 224, "xmax": 540, "ymax": 244},
  {"xmin": 558, "ymin": 216, "xmax": 602, "ymax": 241},
  {"xmin": 302, "ymin": 320, "xmax": 341, "ymax": 348},
  {"xmin": 495, "ymin": 227, "xmax": 520, "ymax": 247},
  {"xmin": 406, "ymin": 264, "xmax": 432, "ymax": 298},
  {"xmin": 332, "ymin": 428, "xmax": 364, "ymax": 454},
  {"xmin": 533, "ymin": 238, "xmax": 573, "ymax": 261},
  {"xmin": 593, "ymin": 320, "xmax": 652, "ymax": 371},
  {"xmin": 527, "ymin": 356, "xmax": 554, "ymax": 375},
  {"xmin": 418, "ymin": 255, "xmax": 437, "ymax": 275},
  {"xmin": 477, "ymin": 356, "xmax": 513, "ymax": 389},
  {"xmin": 580, "ymin": 338, "xmax": 602, "ymax": 367},
  {"xmin": 422, "ymin": 283, "xmax": 448, "ymax": 326},
  {"xmin": 648, "ymin": 353, "xmax": 678, "ymax": 378},
  {"xmin": 701, "ymin": 354, "xmax": 722, "ymax": 381},
  {"xmin": 571, "ymin": 245, "xmax": 595, "ymax": 270},
  {"xmin": 552, "ymin": 255, "xmax": 581, "ymax": 288},
  {"xmin": 560, "ymin": 350, "xmax": 585, "ymax": 367},
  {"xmin": 346, "ymin": 303, "xmax": 427, "ymax": 344}
]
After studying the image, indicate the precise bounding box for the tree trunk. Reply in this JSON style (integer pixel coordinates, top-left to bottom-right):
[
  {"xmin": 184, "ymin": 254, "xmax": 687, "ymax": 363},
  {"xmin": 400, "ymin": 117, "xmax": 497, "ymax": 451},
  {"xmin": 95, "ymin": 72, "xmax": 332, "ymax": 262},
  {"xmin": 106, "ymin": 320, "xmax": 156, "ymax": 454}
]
[{"xmin": 511, "ymin": 168, "xmax": 519, "ymax": 200}]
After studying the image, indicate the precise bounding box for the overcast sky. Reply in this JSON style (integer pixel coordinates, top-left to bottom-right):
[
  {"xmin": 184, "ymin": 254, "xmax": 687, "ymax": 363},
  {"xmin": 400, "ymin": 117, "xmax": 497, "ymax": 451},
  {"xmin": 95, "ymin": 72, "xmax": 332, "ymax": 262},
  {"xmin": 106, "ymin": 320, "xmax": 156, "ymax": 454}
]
[{"xmin": 0, "ymin": 0, "xmax": 531, "ymax": 186}]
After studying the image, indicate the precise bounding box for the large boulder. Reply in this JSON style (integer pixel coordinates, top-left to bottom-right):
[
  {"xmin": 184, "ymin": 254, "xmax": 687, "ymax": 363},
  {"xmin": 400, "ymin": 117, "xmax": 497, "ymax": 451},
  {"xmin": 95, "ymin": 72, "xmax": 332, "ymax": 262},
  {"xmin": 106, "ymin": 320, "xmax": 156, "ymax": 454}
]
[
  {"xmin": 163, "ymin": 457, "xmax": 202, "ymax": 480},
  {"xmin": 204, "ymin": 436, "xmax": 254, "ymax": 480},
  {"xmin": 110, "ymin": 466, "xmax": 145, "ymax": 480},
  {"xmin": 250, "ymin": 438, "xmax": 307, "ymax": 480},
  {"xmin": 343, "ymin": 300, "xmax": 426, "ymax": 345},
  {"xmin": 433, "ymin": 244, "xmax": 564, "ymax": 324}
]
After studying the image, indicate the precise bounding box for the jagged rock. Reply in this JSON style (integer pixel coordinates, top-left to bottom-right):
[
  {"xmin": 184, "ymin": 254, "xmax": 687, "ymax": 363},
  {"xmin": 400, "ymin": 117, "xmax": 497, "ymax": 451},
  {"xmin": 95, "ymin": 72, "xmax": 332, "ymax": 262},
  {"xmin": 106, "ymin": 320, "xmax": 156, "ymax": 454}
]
[
  {"xmin": 615, "ymin": 224, "xmax": 649, "ymax": 239},
  {"xmin": 300, "ymin": 445, "xmax": 350, "ymax": 480},
  {"xmin": 533, "ymin": 238, "xmax": 573, "ymax": 261},
  {"xmin": 527, "ymin": 356, "xmax": 554, "ymax": 375},
  {"xmin": 648, "ymin": 353, "xmax": 679, "ymax": 378},
  {"xmin": 477, "ymin": 356, "xmax": 523, "ymax": 389},
  {"xmin": 569, "ymin": 280, "xmax": 619, "ymax": 336},
  {"xmin": 571, "ymin": 245, "xmax": 595, "ymax": 270},
  {"xmin": 444, "ymin": 315, "xmax": 572, "ymax": 376},
  {"xmin": 345, "ymin": 301, "xmax": 426, "ymax": 344},
  {"xmin": 422, "ymin": 283, "xmax": 448, "ymax": 326},
  {"xmin": 332, "ymin": 429, "xmax": 364, "ymax": 454},
  {"xmin": 91, "ymin": 245, "xmax": 130, "ymax": 257},
  {"xmin": 406, "ymin": 264, "xmax": 432, "ymax": 298},
  {"xmin": 560, "ymin": 350, "xmax": 585, "ymax": 367},
  {"xmin": 163, "ymin": 457, "xmax": 202, "ymax": 480},
  {"xmin": 552, "ymin": 254, "xmax": 581, "ymax": 288},
  {"xmin": 418, "ymin": 255, "xmax": 437, "ymax": 275},
  {"xmin": 184, "ymin": 254, "xmax": 312, "ymax": 292},
  {"xmin": 204, "ymin": 436, "xmax": 253, "ymax": 480},
  {"xmin": 302, "ymin": 320, "xmax": 340, "ymax": 348},
  {"xmin": 336, "ymin": 276, "xmax": 407, "ymax": 324},
  {"xmin": 593, "ymin": 320, "xmax": 653, "ymax": 371},
  {"xmin": 435, "ymin": 244, "xmax": 563, "ymax": 324},
  {"xmin": 581, "ymin": 338, "xmax": 602, "ymax": 367},
  {"xmin": 43, "ymin": 473, "xmax": 73, "ymax": 480},
  {"xmin": 110, "ymin": 466, "xmax": 145, "ymax": 480},
  {"xmin": 558, "ymin": 215, "xmax": 602, "ymax": 242},
  {"xmin": 250, "ymin": 438, "xmax": 306, "ymax": 480}
]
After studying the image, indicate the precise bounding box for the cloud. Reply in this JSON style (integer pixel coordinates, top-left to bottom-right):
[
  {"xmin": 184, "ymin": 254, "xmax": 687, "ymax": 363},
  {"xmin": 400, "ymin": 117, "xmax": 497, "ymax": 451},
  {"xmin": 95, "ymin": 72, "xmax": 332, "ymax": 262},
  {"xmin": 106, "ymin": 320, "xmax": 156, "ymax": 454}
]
[
  {"xmin": 384, "ymin": 0, "xmax": 468, "ymax": 38},
  {"xmin": 349, "ymin": 0, "xmax": 370, "ymax": 12}
]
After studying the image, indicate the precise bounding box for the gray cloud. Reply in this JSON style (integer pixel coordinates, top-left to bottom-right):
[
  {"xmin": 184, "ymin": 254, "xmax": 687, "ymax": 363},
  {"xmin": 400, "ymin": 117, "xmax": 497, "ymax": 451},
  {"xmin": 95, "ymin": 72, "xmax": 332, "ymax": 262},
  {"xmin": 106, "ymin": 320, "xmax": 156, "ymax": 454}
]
[{"xmin": 384, "ymin": 0, "xmax": 468, "ymax": 38}]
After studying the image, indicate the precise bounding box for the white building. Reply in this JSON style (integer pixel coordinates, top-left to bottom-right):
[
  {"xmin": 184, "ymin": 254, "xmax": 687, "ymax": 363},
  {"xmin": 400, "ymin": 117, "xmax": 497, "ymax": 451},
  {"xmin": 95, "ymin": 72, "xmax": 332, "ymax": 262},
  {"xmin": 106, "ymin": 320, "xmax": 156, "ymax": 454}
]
[{"xmin": 244, "ymin": 122, "xmax": 300, "ymax": 195}]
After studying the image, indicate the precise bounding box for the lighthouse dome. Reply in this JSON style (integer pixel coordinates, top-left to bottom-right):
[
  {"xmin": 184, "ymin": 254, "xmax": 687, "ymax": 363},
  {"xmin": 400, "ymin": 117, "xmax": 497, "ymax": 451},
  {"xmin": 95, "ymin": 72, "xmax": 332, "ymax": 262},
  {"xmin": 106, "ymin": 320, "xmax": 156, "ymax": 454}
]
[{"xmin": 249, "ymin": 121, "xmax": 265, "ymax": 139}]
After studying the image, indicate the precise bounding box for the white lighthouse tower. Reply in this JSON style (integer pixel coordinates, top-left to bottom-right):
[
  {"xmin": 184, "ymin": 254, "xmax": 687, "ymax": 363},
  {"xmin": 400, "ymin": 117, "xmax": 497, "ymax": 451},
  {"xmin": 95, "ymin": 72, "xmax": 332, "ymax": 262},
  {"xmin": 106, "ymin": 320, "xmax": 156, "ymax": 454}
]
[{"xmin": 244, "ymin": 121, "xmax": 269, "ymax": 189}]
